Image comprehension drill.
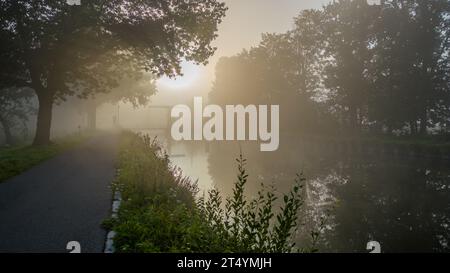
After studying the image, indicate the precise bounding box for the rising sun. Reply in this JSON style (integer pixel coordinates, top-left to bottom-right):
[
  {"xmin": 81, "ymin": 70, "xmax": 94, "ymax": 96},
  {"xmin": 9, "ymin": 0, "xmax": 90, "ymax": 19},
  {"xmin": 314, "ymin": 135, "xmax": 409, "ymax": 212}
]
[{"xmin": 157, "ymin": 61, "xmax": 201, "ymax": 90}]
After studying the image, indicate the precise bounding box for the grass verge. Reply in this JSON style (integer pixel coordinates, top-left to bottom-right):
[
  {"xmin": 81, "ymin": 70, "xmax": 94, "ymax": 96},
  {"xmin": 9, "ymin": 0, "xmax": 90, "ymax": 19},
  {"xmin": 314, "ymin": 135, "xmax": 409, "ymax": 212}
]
[
  {"xmin": 105, "ymin": 131, "xmax": 322, "ymax": 253},
  {"xmin": 0, "ymin": 132, "xmax": 91, "ymax": 182}
]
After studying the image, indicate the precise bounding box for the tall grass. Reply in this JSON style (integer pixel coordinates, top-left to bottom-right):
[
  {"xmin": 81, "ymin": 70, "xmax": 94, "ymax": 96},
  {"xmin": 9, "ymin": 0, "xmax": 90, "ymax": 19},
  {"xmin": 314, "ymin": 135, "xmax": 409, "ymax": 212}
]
[{"xmin": 108, "ymin": 132, "xmax": 319, "ymax": 253}]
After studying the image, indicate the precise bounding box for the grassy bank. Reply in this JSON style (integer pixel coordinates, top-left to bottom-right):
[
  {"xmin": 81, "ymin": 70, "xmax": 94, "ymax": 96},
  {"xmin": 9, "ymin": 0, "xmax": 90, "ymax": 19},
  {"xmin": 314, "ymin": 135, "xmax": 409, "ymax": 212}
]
[
  {"xmin": 105, "ymin": 132, "xmax": 319, "ymax": 253},
  {"xmin": 0, "ymin": 132, "xmax": 90, "ymax": 183}
]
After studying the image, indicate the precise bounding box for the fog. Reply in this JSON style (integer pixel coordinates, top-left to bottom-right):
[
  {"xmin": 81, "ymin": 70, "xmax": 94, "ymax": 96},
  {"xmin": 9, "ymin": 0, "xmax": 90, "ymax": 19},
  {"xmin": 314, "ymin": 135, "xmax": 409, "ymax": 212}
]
[
  {"xmin": 1, "ymin": 0, "xmax": 449, "ymax": 253},
  {"xmin": 0, "ymin": 0, "xmax": 323, "ymax": 143},
  {"xmin": 93, "ymin": 0, "xmax": 332, "ymax": 135}
]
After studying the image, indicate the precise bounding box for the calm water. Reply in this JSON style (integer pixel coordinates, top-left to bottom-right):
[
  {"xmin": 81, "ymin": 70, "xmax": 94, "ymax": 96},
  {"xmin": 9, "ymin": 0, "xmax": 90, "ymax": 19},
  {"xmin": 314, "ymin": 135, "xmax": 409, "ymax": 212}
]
[{"xmin": 140, "ymin": 130, "xmax": 450, "ymax": 253}]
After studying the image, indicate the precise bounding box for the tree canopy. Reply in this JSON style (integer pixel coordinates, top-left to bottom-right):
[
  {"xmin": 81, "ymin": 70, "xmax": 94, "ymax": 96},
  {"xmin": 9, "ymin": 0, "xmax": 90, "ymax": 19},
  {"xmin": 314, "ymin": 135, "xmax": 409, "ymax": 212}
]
[{"xmin": 0, "ymin": 0, "xmax": 227, "ymax": 144}]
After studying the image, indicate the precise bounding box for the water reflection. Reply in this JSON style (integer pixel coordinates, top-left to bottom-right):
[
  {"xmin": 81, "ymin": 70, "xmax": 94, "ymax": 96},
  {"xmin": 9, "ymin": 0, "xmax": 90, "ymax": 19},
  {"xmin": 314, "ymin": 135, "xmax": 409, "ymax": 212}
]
[{"xmin": 139, "ymin": 130, "xmax": 450, "ymax": 252}]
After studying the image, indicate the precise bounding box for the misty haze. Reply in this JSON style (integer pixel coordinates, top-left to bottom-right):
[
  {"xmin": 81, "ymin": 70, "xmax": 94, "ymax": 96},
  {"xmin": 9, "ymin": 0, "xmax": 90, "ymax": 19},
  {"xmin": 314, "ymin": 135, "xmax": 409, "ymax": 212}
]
[{"xmin": 0, "ymin": 0, "xmax": 449, "ymax": 255}]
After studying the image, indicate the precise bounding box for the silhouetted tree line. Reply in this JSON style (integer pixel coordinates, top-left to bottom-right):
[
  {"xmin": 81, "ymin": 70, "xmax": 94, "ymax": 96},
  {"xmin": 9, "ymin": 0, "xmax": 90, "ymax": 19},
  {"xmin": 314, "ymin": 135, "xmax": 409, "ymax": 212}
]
[{"xmin": 210, "ymin": 0, "xmax": 450, "ymax": 137}]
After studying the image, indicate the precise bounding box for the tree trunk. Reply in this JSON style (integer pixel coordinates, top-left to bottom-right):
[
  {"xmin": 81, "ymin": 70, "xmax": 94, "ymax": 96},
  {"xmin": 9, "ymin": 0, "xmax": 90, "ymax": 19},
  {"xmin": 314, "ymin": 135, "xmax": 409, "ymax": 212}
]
[
  {"xmin": 33, "ymin": 92, "xmax": 54, "ymax": 146},
  {"xmin": 0, "ymin": 116, "xmax": 14, "ymax": 145}
]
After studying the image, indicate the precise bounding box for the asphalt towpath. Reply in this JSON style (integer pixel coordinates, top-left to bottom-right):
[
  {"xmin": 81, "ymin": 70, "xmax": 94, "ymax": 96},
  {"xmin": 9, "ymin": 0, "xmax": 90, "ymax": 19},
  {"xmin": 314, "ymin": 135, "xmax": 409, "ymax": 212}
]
[{"xmin": 0, "ymin": 133, "xmax": 118, "ymax": 253}]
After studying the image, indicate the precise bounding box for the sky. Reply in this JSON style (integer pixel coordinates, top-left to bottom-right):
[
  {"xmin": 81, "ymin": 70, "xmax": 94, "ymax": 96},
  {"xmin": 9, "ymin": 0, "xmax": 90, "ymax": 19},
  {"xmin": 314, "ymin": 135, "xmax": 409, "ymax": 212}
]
[{"xmin": 151, "ymin": 0, "xmax": 332, "ymax": 105}]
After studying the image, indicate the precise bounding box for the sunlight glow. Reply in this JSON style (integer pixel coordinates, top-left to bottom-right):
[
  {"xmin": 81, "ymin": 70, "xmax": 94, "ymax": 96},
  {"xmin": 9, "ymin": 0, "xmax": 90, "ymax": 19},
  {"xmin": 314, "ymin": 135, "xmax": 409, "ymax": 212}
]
[{"xmin": 157, "ymin": 61, "xmax": 201, "ymax": 90}]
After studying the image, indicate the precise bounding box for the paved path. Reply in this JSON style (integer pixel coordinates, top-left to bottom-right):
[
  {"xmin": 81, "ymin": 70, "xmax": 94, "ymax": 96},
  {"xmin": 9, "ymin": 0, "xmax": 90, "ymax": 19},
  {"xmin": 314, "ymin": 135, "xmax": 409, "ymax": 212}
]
[{"xmin": 0, "ymin": 133, "xmax": 118, "ymax": 253}]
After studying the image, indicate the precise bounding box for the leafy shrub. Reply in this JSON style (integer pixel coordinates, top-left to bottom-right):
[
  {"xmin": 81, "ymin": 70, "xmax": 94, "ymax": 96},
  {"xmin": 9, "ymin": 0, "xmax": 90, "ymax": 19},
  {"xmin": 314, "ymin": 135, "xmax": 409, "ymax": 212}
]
[{"xmin": 197, "ymin": 154, "xmax": 305, "ymax": 253}]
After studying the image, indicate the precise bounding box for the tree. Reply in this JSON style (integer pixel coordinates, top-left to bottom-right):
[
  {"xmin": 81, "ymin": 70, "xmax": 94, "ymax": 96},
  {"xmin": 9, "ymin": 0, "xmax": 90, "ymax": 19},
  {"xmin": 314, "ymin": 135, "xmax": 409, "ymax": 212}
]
[
  {"xmin": 0, "ymin": 88, "xmax": 36, "ymax": 145},
  {"xmin": 209, "ymin": 0, "xmax": 450, "ymax": 137},
  {"xmin": 210, "ymin": 12, "xmax": 326, "ymax": 134},
  {"xmin": 0, "ymin": 0, "xmax": 227, "ymax": 145},
  {"xmin": 321, "ymin": 0, "xmax": 378, "ymax": 133},
  {"xmin": 371, "ymin": 0, "xmax": 450, "ymax": 135}
]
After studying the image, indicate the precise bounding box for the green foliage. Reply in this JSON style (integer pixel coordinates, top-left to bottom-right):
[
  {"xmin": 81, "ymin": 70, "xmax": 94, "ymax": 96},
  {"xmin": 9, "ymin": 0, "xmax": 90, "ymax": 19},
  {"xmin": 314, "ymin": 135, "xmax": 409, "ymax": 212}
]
[
  {"xmin": 197, "ymin": 155, "xmax": 306, "ymax": 253},
  {"xmin": 111, "ymin": 132, "xmax": 316, "ymax": 253}
]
